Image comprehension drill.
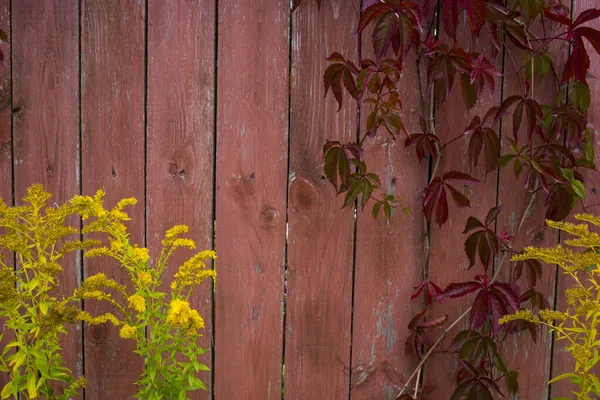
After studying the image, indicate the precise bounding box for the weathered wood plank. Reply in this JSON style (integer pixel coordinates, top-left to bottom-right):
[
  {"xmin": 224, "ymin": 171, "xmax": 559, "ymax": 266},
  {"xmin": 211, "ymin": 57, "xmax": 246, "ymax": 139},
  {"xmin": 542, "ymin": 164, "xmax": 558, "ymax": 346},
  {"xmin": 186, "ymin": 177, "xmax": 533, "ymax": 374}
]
[
  {"xmin": 284, "ymin": 1, "xmax": 356, "ymax": 398},
  {"xmin": 350, "ymin": 2, "xmax": 428, "ymax": 399},
  {"xmin": 550, "ymin": 1, "xmax": 600, "ymax": 397},
  {"xmin": 495, "ymin": 23, "xmax": 566, "ymax": 400},
  {"xmin": 425, "ymin": 24, "xmax": 501, "ymax": 394},
  {"xmin": 0, "ymin": 0, "xmax": 10, "ymax": 390},
  {"xmin": 81, "ymin": 0, "xmax": 145, "ymax": 398},
  {"xmin": 214, "ymin": 1, "xmax": 289, "ymax": 398},
  {"xmin": 12, "ymin": 1, "xmax": 81, "ymax": 396},
  {"xmin": 146, "ymin": 1, "xmax": 215, "ymax": 398}
]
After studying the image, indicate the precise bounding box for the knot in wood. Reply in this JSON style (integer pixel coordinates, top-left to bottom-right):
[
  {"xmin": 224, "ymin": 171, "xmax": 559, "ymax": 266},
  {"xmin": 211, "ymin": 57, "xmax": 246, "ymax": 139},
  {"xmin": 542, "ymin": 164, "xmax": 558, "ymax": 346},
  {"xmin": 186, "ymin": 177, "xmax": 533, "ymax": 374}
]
[
  {"xmin": 168, "ymin": 161, "xmax": 178, "ymax": 176},
  {"xmin": 86, "ymin": 323, "xmax": 107, "ymax": 347},
  {"xmin": 289, "ymin": 175, "xmax": 319, "ymax": 216},
  {"xmin": 259, "ymin": 206, "xmax": 278, "ymax": 229}
]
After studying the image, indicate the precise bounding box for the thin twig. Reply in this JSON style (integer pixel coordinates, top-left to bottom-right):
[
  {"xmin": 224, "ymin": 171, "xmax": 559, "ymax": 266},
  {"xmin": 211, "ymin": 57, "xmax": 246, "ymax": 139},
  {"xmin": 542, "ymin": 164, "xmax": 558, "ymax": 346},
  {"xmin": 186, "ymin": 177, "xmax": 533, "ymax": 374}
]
[{"xmin": 413, "ymin": 367, "xmax": 421, "ymax": 398}]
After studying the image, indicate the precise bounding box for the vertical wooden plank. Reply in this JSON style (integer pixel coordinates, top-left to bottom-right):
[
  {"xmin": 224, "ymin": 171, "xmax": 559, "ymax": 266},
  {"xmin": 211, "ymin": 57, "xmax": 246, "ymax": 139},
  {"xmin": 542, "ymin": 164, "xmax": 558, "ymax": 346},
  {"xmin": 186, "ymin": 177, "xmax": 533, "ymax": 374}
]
[
  {"xmin": 425, "ymin": 27, "xmax": 501, "ymax": 393},
  {"xmin": 81, "ymin": 0, "xmax": 145, "ymax": 398},
  {"xmin": 285, "ymin": 1, "xmax": 356, "ymax": 398},
  {"xmin": 0, "ymin": 0, "xmax": 10, "ymax": 390},
  {"xmin": 495, "ymin": 25, "xmax": 566, "ymax": 400},
  {"xmin": 550, "ymin": 1, "xmax": 600, "ymax": 397},
  {"xmin": 11, "ymin": 0, "xmax": 81, "ymax": 394},
  {"xmin": 214, "ymin": 1, "xmax": 289, "ymax": 398},
  {"xmin": 350, "ymin": 2, "xmax": 428, "ymax": 399},
  {"xmin": 146, "ymin": 1, "xmax": 215, "ymax": 398}
]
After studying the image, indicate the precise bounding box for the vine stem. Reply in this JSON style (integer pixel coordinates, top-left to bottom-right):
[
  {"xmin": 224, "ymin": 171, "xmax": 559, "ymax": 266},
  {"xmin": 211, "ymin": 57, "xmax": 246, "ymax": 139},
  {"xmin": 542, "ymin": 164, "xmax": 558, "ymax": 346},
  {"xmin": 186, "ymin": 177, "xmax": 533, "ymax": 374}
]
[
  {"xmin": 397, "ymin": 181, "xmax": 538, "ymax": 398},
  {"xmin": 413, "ymin": 365, "xmax": 421, "ymax": 398}
]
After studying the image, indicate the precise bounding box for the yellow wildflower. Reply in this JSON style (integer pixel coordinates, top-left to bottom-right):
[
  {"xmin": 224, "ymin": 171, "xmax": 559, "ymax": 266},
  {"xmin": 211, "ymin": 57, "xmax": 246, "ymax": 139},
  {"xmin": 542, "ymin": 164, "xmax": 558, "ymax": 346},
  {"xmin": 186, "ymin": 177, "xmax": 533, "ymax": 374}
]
[
  {"xmin": 77, "ymin": 273, "xmax": 126, "ymax": 295},
  {"xmin": 571, "ymin": 345, "xmax": 592, "ymax": 369},
  {"xmin": 132, "ymin": 247, "xmax": 150, "ymax": 263},
  {"xmin": 127, "ymin": 294, "xmax": 146, "ymax": 313},
  {"xmin": 110, "ymin": 239, "xmax": 124, "ymax": 251},
  {"xmin": 566, "ymin": 286, "xmax": 590, "ymax": 306},
  {"xmin": 172, "ymin": 238, "xmax": 196, "ymax": 250},
  {"xmin": 499, "ymin": 309, "xmax": 539, "ymax": 324},
  {"xmin": 162, "ymin": 225, "xmax": 189, "ymax": 247},
  {"xmin": 78, "ymin": 311, "xmax": 120, "ymax": 326},
  {"xmin": 119, "ymin": 324, "xmax": 137, "ymax": 339},
  {"xmin": 166, "ymin": 299, "xmax": 205, "ymax": 334},
  {"xmin": 538, "ymin": 309, "xmax": 567, "ymax": 322},
  {"xmin": 85, "ymin": 247, "xmax": 113, "ymax": 259},
  {"xmin": 171, "ymin": 251, "xmax": 216, "ymax": 291},
  {"xmin": 138, "ymin": 271, "xmax": 152, "ymax": 285}
]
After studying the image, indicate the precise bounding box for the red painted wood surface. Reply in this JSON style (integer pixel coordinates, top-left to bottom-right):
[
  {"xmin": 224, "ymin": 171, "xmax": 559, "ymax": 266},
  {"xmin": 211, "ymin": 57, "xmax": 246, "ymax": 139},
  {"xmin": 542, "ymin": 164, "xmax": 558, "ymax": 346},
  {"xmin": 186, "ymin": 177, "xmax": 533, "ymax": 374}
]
[
  {"xmin": 550, "ymin": 1, "xmax": 600, "ymax": 397},
  {"xmin": 214, "ymin": 1, "xmax": 289, "ymax": 398},
  {"xmin": 0, "ymin": 0, "xmax": 10, "ymax": 390},
  {"xmin": 350, "ymin": 2, "xmax": 427, "ymax": 399},
  {"xmin": 285, "ymin": 1, "xmax": 356, "ymax": 398},
  {"xmin": 495, "ymin": 22, "xmax": 566, "ymax": 399},
  {"xmin": 11, "ymin": 2, "xmax": 82, "ymax": 397},
  {"xmin": 146, "ymin": 1, "xmax": 215, "ymax": 398},
  {"xmin": 425, "ymin": 24, "xmax": 501, "ymax": 393},
  {"xmin": 81, "ymin": 0, "xmax": 145, "ymax": 398}
]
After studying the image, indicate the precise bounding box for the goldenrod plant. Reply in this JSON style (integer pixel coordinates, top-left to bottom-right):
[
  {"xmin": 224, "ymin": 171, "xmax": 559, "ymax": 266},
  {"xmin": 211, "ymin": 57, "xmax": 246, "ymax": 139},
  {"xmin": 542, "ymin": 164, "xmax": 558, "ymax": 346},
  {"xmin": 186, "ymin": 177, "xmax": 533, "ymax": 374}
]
[
  {"xmin": 0, "ymin": 185, "xmax": 91, "ymax": 399},
  {"xmin": 500, "ymin": 214, "xmax": 600, "ymax": 400},
  {"xmin": 70, "ymin": 190, "xmax": 216, "ymax": 400}
]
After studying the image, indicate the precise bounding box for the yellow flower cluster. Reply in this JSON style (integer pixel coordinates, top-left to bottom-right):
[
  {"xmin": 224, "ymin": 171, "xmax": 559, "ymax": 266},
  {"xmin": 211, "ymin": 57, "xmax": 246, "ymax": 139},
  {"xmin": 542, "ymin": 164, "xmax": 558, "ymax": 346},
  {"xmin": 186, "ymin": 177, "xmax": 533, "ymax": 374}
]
[
  {"xmin": 119, "ymin": 324, "xmax": 137, "ymax": 339},
  {"xmin": 0, "ymin": 267, "xmax": 16, "ymax": 304},
  {"xmin": 499, "ymin": 309, "xmax": 539, "ymax": 324},
  {"xmin": 162, "ymin": 225, "xmax": 189, "ymax": 247},
  {"xmin": 75, "ymin": 273, "xmax": 126, "ymax": 298},
  {"xmin": 78, "ymin": 311, "xmax": 120, "ymax": 326},
  {"xmin": 166, "ymin": 299, "xmax": 205, "ymax": 335},
  {"xmin": 566, "ymin": 286, "xmax": 591, "ymax": 307},
  {"xmin": 171, "ymin": 251, "xmax": 216, "ymax": 291},
  {"xmin": 127, "ymin": 294, "xmax": 146, "ymax": 313},
  {"xmin": 538, "ymin": 309, "xmax": 567, "ymax": 322},
  {"xmin": 132, "ymin": 246, "xmax": 150, "ymax": 263},
  {"xmin": 138, "ymin": 271, "xmax": 152, "ymax": 285}
]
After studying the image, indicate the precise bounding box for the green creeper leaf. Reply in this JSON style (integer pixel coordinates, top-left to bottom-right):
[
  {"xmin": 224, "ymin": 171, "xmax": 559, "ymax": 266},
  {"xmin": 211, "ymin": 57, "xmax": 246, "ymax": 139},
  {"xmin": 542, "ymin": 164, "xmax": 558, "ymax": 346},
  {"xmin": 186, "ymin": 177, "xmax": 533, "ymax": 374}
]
[
  {"xmin": 572, "ymin": 180, "xmax": 586, "ymax": 199},
  {"xmin": 497, "ymin": 154, "xmax": 515, "ymax": 167},
  {"xmin": 372, "ymin": 201, "xmax": 383, "ymax": 219},
  {"xmin": 506, "ymin": 370, "xmax": 519, "ymax": 395},
  {"xmin": 383, "ymin": 202, "xmax": 392, "ymax": 221},
  {"xmin": 343, "ymin": 179, "xmax": 364, "ymax": 208},
  {"xmin": 561, "ymin": 167, "xmax": 575, "ymax": 182},
  {"xmin": 361, "ymin": 180, "xmax": 373, "ymax": 210},
  {"xmin": 572, "ymin": 81, "xmax": 591, "ymax": 113},
  {"xmin": 514, "ymin": 158, "xmax": 523, "ymax": 177}
]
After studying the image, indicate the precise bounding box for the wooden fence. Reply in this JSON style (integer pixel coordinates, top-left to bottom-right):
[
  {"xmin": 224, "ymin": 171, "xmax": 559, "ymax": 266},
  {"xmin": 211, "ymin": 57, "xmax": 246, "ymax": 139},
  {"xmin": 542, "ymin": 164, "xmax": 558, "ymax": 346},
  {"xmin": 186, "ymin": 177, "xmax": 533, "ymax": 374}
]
[{"xmin": 0, "ymin": 1, "xmax": 599, "ymax": 399}]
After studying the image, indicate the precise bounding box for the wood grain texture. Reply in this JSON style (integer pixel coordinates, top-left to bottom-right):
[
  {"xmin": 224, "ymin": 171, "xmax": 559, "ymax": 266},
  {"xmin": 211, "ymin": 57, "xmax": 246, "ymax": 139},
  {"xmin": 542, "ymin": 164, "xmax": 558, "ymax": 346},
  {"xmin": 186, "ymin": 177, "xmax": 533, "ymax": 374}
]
[
  {"xmin": 285, "ymin": 1, "xmax": 356, "ymax": 398},
  {"xmin": 214, "ymin": 1, "xmax": 289, "ymax": 398},
  {"xmin": 550, "ymin": 1, "xmax": 600, "ymax": 397},
  {"xmin": 495, "ymin": 23, "xmax": 566, "ymax": 400},
  {"xmin": 81, "ymin": 0, "xmax": 145, "ymax": 398},
  {"xmin": 350, "ymin": 2, "xmax": 427, "ymax": 399},
  {"xmin": 146, "ymin": 0, "xmax": 215, "ymax": 398},
  {"xmin": 0, "ymin": 0, "xmax": 10, "ymax": 390},
  {"xmin": 11, "ymin": 1, "xmax": 81, "ymax": 396},
  {"xmin": 425, "ymin": 24, "xmax": 502, "ymax": 394}
]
